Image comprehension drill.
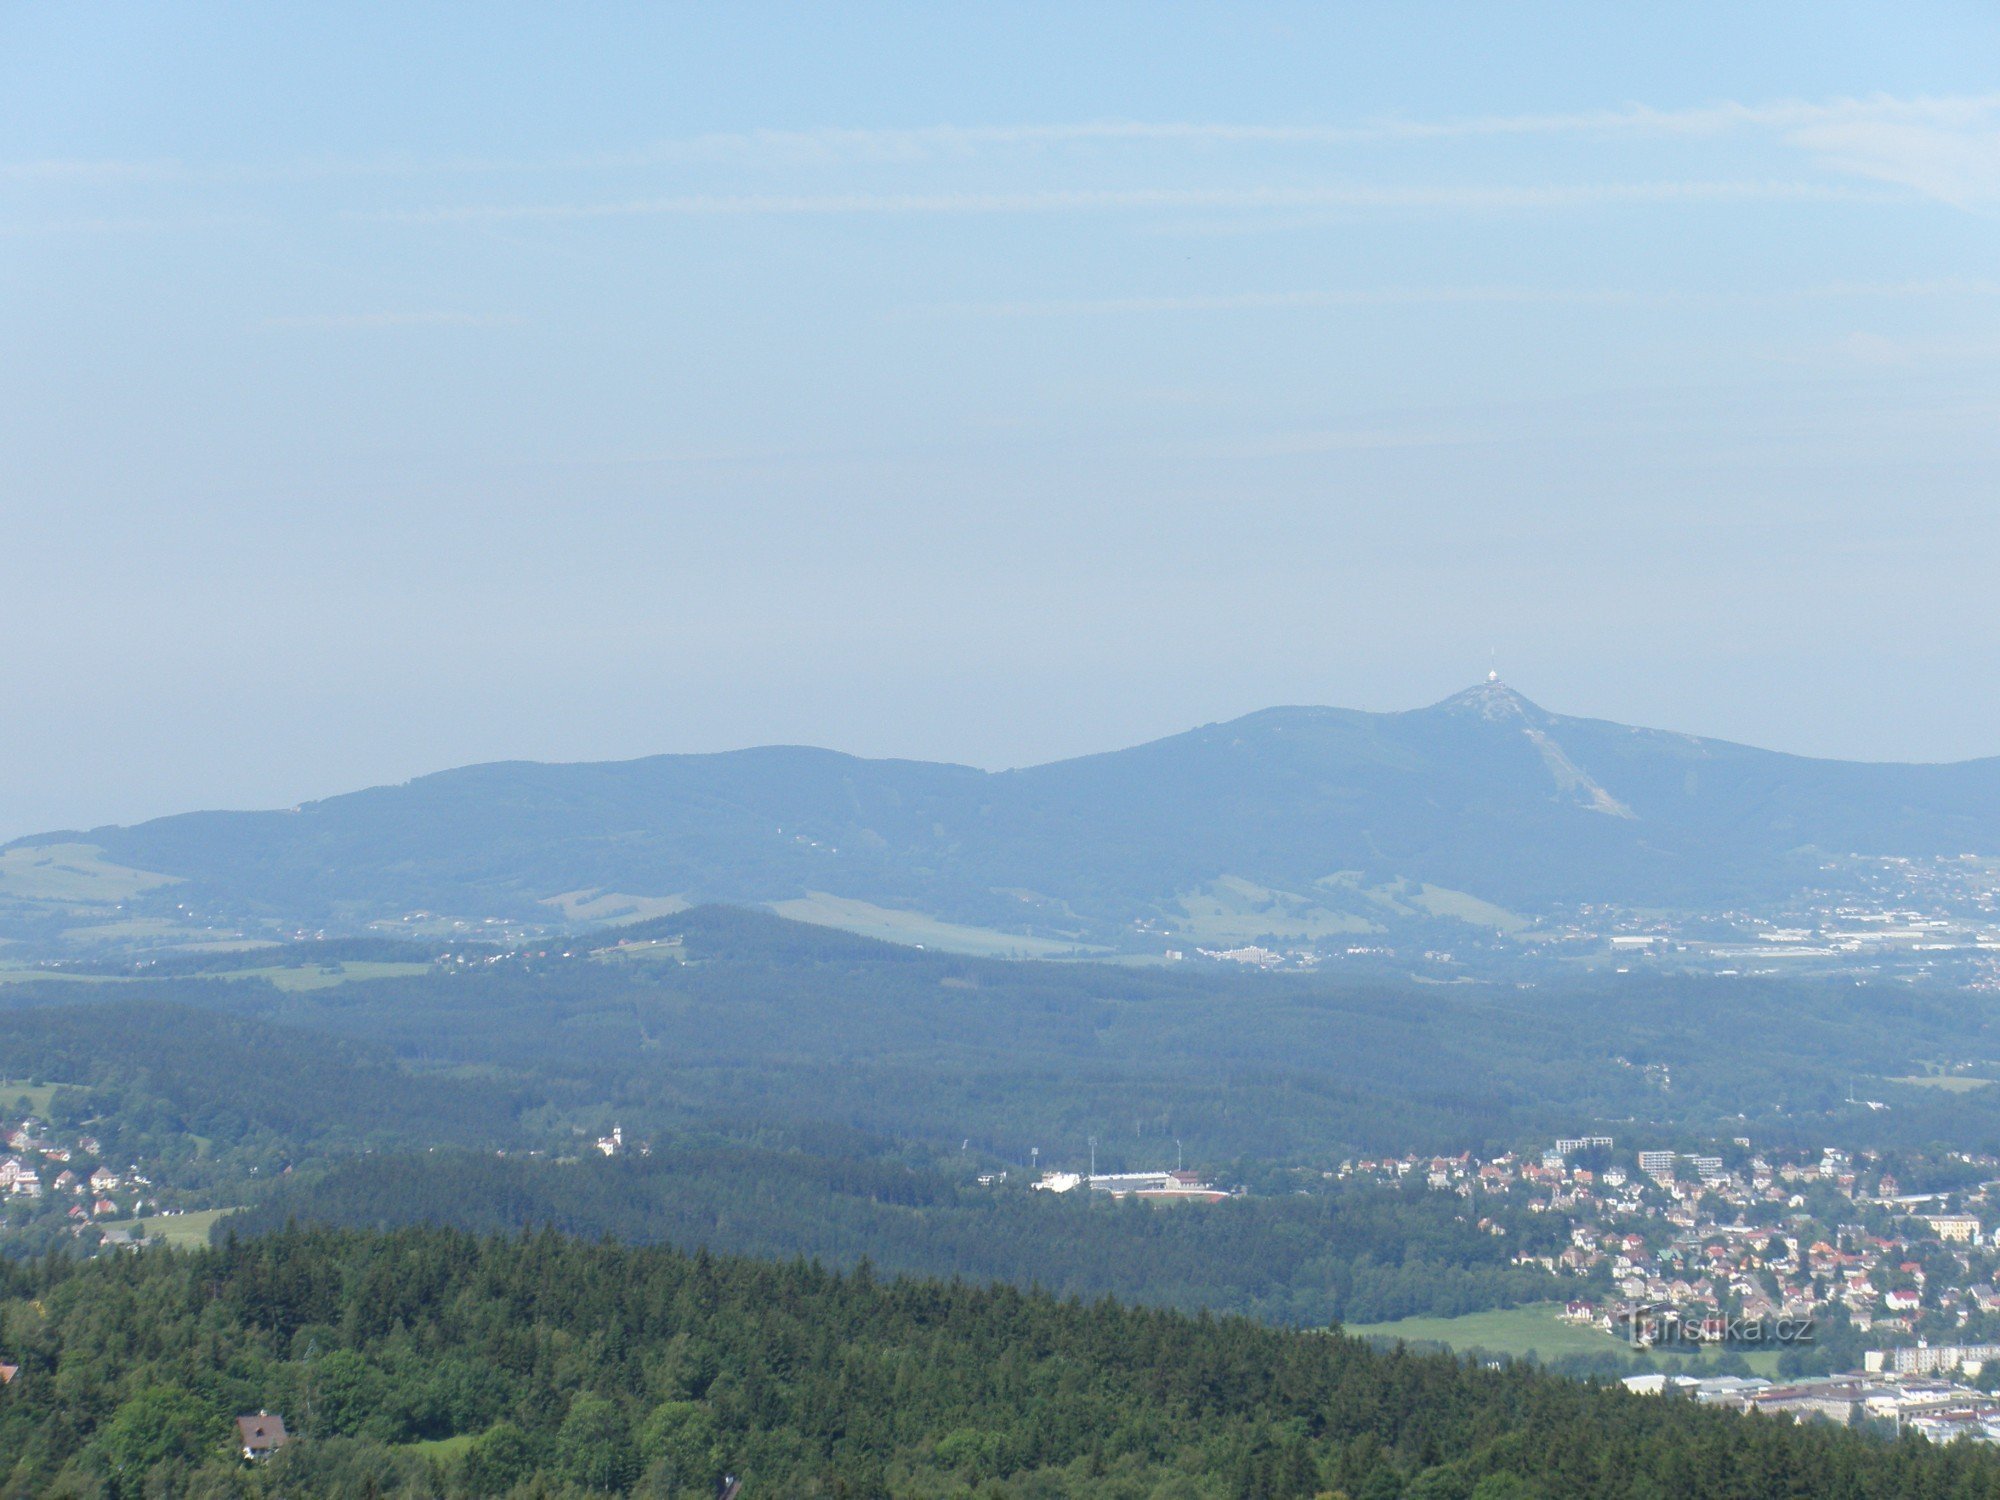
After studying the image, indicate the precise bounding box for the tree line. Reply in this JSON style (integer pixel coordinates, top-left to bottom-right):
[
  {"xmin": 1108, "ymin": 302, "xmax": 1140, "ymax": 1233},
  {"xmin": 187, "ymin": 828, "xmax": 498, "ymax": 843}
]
[{"xmin": 4, "ymin": 1224, "xmax": 2000, "ymax": 1497}]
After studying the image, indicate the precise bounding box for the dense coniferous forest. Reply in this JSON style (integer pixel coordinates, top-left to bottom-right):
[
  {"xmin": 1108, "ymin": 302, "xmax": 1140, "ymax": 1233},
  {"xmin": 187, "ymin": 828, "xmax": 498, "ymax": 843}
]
[
  {"xmin": 0, "ymin": 1000, "xmax": 528, "ymax": 1234},
  {"xmin": 5, "ymin": 1225, "xmax": 2000, "ymax": 1499},
  {"xmin": 0, "ymin": 1002, "xmax": 523, "ymax": 1156},
  {"xmin": 231, "ymin": 1150, "xmax": 1574, "ymax": 1326}
]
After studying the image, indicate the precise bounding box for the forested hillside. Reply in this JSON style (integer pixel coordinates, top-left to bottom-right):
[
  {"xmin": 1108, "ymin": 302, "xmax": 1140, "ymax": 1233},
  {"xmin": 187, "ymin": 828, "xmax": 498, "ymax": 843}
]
[
  {"xmin": 0, "ymin": 1001, "xmax": 524, "ymax": 1155},
  {"xmin": 3, "ymin": 1225, "xmax": 1997, "ymax": 1499},
  {"xmin": 18, "ymin": 907, "xmax": 1982, "ymax": 1165},
  {"xmin": 231, "ymin": 1149, "xmax": 1572, "ymax": 1326},
  {"xmin": 4, "ymin": 906, "xmax": 1997, "ymax": 1181},
  {"xmin": 13, "ymin": 683, "xmax": 2000, "ymax": 949}
]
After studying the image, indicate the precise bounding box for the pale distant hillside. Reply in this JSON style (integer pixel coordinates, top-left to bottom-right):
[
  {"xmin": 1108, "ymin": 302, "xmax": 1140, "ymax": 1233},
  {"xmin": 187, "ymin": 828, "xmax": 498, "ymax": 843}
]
[{"xmin": 7, "ymin": 681, "xmax": 1998, "ymax": 952}]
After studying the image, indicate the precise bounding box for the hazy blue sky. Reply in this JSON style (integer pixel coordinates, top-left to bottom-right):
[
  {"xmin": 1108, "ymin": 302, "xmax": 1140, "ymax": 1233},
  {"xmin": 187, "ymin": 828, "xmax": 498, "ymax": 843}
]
[{"xmin": 5, "ymin": 4, "xmax": 2000, "ymax": 838}]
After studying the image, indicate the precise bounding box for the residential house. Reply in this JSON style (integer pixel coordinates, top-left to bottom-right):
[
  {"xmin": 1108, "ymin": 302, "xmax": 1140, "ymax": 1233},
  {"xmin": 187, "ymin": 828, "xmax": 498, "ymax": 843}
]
[{"xmin": 236, "ymin": 1412, "xmax": 290, "ymax": 1460}]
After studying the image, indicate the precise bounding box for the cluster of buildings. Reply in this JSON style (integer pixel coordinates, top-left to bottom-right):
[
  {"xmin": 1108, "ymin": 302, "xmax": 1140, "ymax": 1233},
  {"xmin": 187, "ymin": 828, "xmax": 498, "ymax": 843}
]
[
  {"xmin": 1345, "ymin": 1131, "xmax": 2000, "ymax": 1445},
  {"xmin": 0, "ymin": 1116, "xmax": 155, "ymax": 1230},
  {"xmin": 1342, "ymin": 1135, "xmax": 2000, "ymax": 1347},
  {"xmin": 1194, "ymin": 945, "xmax": 1292, "ymax": 969},
  {"xmin": 1584, "ymin": 855, "xmax": 2000, "ymax": 985},
  {"xmin": 1626, "ymin": 1370, "xmax": 2000, "ymax": 1443},
  {"xmin": 1170, "ymin": 855, "xmax": 2000, "ymax": 983}
]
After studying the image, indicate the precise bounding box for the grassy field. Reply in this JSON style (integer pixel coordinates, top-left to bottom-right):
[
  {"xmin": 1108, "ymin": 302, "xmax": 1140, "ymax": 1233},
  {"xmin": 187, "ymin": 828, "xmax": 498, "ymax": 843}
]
[
  {"xmin": 597, "ymin": 937, "xmax": 687, "ymax": 968},
  {"xmin": 227, "ymin": 960, "xmax": 435, "ymax": 992},
  {"xmin": 1167, "ymin": 873, "xmax": 1525, "ymax": 948},
  {"xmin": 541, "ymin": 888, "xmax": 690, "ymax": 924},
  {"xmin": 0, "ymin": 1078, "xmax": 66, "ymax": 1115},
  {"xmin": 768, "ymin": 893, "xmax": 1104, "ymax": 958},
  {"xmin": 1346, "ymin": 1302, "xmax": 1782, "ymax": 1376},
  {"xmin": 1891, "ymin": 1074, "xmax": 1994, "ymax": 1093},
  {"xmin": 0, "ymin": 843, "xmax": 176, "ymax": 904},
  {"xmin": 1171, "ymin": 876, "xmax": 1377, "ymax": 946},
  {"xmin": 59, "ymin": 917, "xmax": 240, "ymax": 947},
  {"xmin": 0, "ymin": 959, "xmax": 431, "ymax": 991},
  {"xmin": 1406, "ymin": 882, "xmax": 1528, "ymax": 933},
  {"xmin": 100, "ymin": 1207, "xmax": 237, "ymax": 1249}
]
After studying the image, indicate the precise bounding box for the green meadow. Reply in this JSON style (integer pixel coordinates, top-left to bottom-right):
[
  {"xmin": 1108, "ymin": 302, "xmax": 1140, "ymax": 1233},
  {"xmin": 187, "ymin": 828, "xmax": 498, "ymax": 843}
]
[
  {"xmin": 1347, "ymin": 1301, "xmax": 1783, "ymax": 1376},
  {"xmin": 98, "ymin": 1207, "xmax": 238, "ymax": 1250}
]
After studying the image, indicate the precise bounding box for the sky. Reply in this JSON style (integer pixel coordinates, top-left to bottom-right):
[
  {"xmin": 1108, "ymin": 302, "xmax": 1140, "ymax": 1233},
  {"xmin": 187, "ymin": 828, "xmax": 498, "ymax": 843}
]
[{"xmin": 5, "ymin": 3, "xmax": 2000, "ymax": 839}]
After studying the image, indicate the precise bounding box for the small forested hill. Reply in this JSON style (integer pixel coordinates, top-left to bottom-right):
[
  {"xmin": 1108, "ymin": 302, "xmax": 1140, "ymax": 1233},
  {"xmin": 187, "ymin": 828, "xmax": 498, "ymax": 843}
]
[
  {"xmin": 11, "ymin": 682, "xmax": 2000, "ymax": 945},
  {"xmin": 0, "ymin": 1000, "xmax": 528, "ymax": 1185},
  {"xmin": 3, "ymin": 1224, "xmax": 1997, "ymax": 1499},
  {"xmin": 229, "ymin": 1148, "xmax": 1573, "ymax": 1327}
]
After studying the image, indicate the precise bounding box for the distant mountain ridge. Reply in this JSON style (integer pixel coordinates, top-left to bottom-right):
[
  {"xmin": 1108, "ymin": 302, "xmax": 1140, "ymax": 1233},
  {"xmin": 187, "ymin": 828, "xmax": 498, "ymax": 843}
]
[{"xmin": 8, "ymin": 680, "xmax": 2000, "ymax": 952}]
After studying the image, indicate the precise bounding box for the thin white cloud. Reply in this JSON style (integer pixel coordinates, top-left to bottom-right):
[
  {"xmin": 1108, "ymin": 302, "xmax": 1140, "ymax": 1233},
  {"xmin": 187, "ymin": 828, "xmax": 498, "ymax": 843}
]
[
  {"xmin": 1820, "ymin": 331, "xmax": 2000, "ymax": 368},
  {"xmin": 0, "ymin": 213, "xmax": 258, "ymax": 238},
  {"xmin": 1787, "ymin": 119, "xmax": 2000, "ymax": 207},
  {"xmin": 0, "ymin": 158, "xmax": 190, "ymax": 183},
  {"xmin": 637, "ymin": 95, "xmax": 2000, "ymax": 158},
  {"xmin": 12, "ymin": 91, "xmax": 1999, "ymax": 186},
  {"xmin": 259, "ymin": 311, "xmax": 522, "ymax": 330},
  {"xmin": 1800, "ymin": 278, "xmax": 2000, "ymax": 299},
  {"xmin": 374, "ymin": 180, "xmax": 1872, "ymax": 224},
  {"xmin": 1221, "ymin": 426, "xmax": 1493, "ymax": 458},
  {"xmin": 921, "ymin": 286, "xmax": 1639, "ymax": 317},
  {"xmin": 0, "ymin": 153, "xmax": 529, "ymax": 186},
  {"xmin": 925, "ymin": 280, "xmax": 2000, "ymax": 320}
]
